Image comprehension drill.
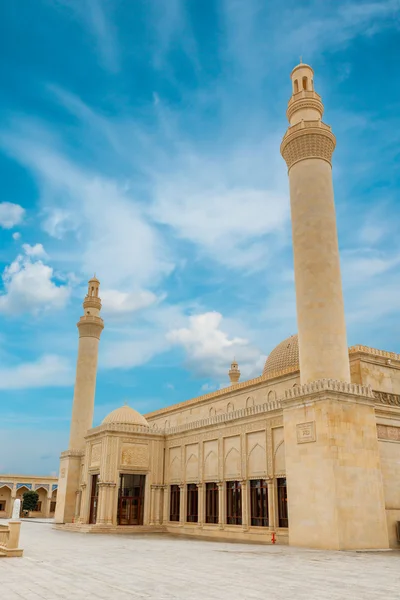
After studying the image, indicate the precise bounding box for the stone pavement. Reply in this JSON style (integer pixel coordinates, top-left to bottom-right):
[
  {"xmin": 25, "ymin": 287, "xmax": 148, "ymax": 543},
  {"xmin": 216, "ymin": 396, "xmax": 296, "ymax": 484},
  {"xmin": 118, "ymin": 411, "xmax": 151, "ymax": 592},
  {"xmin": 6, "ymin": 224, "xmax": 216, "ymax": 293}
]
[{"xmin": 0, "ymin": 521, "xmax": 399, "ymax": 600}]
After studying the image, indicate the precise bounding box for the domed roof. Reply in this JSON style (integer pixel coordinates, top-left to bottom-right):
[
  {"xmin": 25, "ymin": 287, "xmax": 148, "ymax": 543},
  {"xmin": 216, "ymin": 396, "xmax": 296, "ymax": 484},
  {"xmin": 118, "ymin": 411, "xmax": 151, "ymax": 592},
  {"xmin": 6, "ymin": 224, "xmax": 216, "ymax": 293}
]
[
  {"xmin": 262, "ymin": 334, "xmax": 299, "ymax": 377},
  {"xmin": 102, "ymin": 404, "xmax": 149, "ymax": 427}
]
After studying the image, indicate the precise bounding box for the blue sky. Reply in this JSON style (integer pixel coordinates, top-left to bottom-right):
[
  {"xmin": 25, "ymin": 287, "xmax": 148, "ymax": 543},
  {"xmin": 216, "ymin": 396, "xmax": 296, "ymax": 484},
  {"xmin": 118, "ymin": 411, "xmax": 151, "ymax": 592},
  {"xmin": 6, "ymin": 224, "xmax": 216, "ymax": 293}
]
[{"xmin": 1, "ymin": 0, "xmax": 400, "ymax": 475}]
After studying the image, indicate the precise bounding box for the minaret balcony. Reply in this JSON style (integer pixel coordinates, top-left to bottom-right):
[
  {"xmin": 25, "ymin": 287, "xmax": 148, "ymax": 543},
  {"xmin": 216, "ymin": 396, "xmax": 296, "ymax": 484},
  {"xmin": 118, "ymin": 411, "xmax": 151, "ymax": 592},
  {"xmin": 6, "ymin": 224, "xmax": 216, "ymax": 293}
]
[{"xmin": 286, "ymin": 90, "xmax": 324, "ymax": 122}]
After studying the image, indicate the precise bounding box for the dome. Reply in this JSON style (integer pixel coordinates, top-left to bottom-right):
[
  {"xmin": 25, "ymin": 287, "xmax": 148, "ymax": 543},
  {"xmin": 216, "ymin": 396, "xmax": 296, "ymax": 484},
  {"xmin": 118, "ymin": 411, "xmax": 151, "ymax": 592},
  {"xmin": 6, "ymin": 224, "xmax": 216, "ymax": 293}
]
[
  {"xmin": 262, "ymin": 334, "xmax": 299, "ymax": 377},
  {"xmin": 102, "ymin": 404, "xmax": 149, "ymax": 427}
]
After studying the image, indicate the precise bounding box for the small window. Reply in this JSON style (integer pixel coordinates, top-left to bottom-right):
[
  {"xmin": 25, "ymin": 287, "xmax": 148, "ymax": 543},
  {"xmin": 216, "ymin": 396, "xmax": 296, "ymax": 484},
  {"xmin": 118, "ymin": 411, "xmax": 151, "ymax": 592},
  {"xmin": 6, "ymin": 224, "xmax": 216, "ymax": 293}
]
[
  {"xmin": 226, "ymin": 481, "xmax": 242, "ymax": 525},
  {"xmin": 277, "ymin": 478, "xmax": 288, "ymax": 527},
  {"xmin": 205, "ymin": 482, "xmax": 219, "ymax": 524},
  {"xmin": 0, "ymin": 501, "xmax": 6, "ymax": 511},
  {"xmin": 302, "ymin": 76, "xmax": 308, "ymax": 90},
  {"xmin": 50, "ymin": 501, "xmax": 56, "ymax": 513},
  {"xmin": 170, "ymin": 485, "xmax": 180, "ymax": 522},
  {"xmin": 250, "ymin": 480, "xmax": 269, "ymax": 527},
  {"xmin": 294, "ymin": 79, "xmax": 299, "ymax": 93},
  {"xmin": 186, "ymin": 484, "xmax": 198, "ymax": 523}
]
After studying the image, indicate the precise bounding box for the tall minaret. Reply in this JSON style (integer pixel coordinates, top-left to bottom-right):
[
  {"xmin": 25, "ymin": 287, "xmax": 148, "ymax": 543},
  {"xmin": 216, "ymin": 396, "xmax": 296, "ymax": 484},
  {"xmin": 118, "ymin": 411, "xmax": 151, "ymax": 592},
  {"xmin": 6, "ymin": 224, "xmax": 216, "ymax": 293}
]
[
  {"xmin": 280, "ymin": 63, "xmax": 350, "ymax": 384},
  {"xmin": 69, "ymin": 276, "xmax": 104, "ymax": 450},
  {"xmin": 55, "ymin": 276, "xmax": 104, "ymax": 524},
  {"xmin": 280, "ymin": 64, "xmax": 388, "ymax": 551}
]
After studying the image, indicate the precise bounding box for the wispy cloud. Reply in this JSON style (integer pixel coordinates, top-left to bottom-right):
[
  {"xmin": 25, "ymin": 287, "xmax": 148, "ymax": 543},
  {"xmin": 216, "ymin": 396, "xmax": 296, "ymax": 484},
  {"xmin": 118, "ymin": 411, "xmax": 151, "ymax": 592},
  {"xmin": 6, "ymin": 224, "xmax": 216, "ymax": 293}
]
[
  {"xmin": 56, "ymin": 0, "xmax": 120, "ymax": 72},
  {"xmin": 0, "ymin": 354, "xmax": 73, "ymax": 390}
]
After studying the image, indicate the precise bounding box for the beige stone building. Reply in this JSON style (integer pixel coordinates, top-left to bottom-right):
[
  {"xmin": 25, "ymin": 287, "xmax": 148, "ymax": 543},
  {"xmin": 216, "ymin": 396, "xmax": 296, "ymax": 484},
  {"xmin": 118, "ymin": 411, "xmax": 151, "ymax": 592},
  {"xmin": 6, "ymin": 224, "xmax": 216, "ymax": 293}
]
[
  {"xmin": 0, "ymin": 475, "xmax": 58, "ymax": 518},
  {"xmin": 55, "ymin": 62, "xmax": 400, "ymax": 550}
]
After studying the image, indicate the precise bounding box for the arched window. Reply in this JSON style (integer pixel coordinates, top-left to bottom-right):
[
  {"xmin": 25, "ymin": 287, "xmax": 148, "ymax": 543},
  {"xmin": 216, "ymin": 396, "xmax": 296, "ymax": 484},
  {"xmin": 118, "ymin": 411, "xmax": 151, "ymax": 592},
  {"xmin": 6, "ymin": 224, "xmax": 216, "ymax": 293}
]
[
  {"xmin": 302, "ymin": 76, "xmax": 308, "ymax": 90},
  {"xmin": 294, "ymin": 79, "xmax": 299, "ymax": 93},
  {"xmin": 209, "ymin": 407, "xmax": 215, "ymax": 417},
  {"xmin": 227, "ymin": 402, "xmax": 234, "ymax": 413},
  {"xmin": 246, "ymin": 396, "xmax": 255, "ymax": 409}
]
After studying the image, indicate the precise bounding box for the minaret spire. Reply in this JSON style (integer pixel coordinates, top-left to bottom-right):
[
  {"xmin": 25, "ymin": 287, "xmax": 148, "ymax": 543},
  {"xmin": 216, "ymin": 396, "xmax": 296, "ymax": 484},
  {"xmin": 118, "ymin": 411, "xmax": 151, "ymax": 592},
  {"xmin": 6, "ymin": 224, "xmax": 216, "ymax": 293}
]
[
  {"xmin": 281, "ymin": 62, "xmax": 350, "ymax": 384},
  {"xmin": 55, "ymin": 275, "xmax": 104, "ymax": 525}
]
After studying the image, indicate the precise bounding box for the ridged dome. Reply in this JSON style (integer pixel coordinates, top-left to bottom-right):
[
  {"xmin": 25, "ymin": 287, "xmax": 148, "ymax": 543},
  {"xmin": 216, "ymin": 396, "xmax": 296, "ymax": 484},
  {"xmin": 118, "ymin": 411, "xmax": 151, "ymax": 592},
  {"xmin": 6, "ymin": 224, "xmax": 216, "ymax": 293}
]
[
  {"xmin": 102, "ymin": 405, "xmax": 149, "ymax": 427},
  {"xmin": 263, "ymin": 334, "xmax": 299, "ymax": 377}
]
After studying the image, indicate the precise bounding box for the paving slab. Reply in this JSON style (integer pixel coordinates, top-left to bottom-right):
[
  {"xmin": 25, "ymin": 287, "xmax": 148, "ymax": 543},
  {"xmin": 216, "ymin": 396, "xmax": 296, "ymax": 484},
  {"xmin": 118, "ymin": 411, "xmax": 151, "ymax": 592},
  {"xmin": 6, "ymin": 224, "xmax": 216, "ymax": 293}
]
[{"xmin": 0, "ymin": 520, "xmax": 399, "ymax": 599}]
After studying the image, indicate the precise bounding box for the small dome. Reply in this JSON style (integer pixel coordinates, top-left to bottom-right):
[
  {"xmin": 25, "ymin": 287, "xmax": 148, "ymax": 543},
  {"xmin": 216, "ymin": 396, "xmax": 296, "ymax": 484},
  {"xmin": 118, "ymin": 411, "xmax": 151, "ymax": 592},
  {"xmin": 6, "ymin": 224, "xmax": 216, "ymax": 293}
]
[
  {"xmin": 102, "ymin": 404, "xmax": 149, "ymax": 427},
  {"xmin": 263, "ymin": 334, "xmax": 299, "ymax": 377}
]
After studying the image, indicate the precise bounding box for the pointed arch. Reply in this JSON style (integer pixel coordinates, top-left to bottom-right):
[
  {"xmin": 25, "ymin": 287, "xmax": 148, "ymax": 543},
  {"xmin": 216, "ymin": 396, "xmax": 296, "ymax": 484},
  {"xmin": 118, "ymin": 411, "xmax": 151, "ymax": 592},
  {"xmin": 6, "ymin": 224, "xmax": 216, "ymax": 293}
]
[
  {"xmin": 274, "ymin": 440, "xmax": 286, "ymax": 475},
  {"xmin": 224, "ymin": 446, "xmax": 240, "ymax": 477}
]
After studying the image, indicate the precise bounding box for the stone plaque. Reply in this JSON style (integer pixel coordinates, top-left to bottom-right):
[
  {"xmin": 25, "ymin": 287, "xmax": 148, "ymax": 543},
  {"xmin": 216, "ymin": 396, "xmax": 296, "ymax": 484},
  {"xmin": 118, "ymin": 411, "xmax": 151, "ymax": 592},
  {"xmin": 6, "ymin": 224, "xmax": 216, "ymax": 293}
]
[
  {"xmin": 121, "ymin": 444, "xmax": 149, "ymax": 467},
  {"xmin": 377, "ymin": 424, "xmax": 400, "ymax": 442},
  {"xmin": 296, "ymin": 421, "xmax": 316, "ymax": 444}
]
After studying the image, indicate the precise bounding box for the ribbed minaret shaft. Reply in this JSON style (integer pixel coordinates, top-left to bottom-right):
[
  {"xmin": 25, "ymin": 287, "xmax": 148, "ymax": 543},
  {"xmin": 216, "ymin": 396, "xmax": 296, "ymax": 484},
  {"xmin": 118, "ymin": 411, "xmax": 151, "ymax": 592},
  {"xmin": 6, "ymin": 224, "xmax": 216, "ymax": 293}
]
[
  {"xmin": 69, "ymin": 276, "xmax": 104, "ymax": 450},
  {"xmin": 280, "ymin": 63, "xmax": 350, "ymax": 384}
]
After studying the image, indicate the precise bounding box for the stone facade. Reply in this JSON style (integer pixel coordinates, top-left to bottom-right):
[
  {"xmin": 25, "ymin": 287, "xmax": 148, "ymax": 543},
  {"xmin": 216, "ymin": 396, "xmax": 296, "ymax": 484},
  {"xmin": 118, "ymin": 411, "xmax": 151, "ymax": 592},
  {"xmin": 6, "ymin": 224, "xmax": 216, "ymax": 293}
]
[{"xmin": 55, "ymin": 63, "xmax": 400, "ymax": 550}]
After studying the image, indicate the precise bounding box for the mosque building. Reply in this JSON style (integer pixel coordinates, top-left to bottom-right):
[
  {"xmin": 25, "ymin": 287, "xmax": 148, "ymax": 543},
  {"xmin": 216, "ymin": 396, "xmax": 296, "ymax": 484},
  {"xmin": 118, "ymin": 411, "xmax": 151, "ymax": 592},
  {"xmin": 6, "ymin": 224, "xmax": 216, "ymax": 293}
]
[{"xmin": 55, "ymin": 63, "xmax": 400, "ymax": 550}]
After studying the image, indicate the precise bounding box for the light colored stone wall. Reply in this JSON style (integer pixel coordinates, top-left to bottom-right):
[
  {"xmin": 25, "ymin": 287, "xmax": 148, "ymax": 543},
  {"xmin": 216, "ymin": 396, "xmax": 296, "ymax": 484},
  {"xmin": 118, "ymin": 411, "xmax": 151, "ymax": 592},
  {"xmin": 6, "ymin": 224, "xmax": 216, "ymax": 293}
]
[
  {"xmin": 283, "ymin": 383, "xmax": 389, "ymax": 550},
  {"xmin": 360, "ymin": 361, "xmax": 400, "ymax": 395},
  {"xmin": 376, "ymin": 419, "xmax": 400, "ymax": 547}
]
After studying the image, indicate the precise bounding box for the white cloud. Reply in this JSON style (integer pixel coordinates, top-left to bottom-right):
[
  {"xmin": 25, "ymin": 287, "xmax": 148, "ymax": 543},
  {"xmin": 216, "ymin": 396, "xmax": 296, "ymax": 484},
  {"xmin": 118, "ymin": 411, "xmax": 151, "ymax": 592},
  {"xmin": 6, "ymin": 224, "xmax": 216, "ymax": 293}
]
[
  {"xmin": 101, "ymin": 289, "xmax": 158, "ymax": 315},
  {"xmin": 0, "ymin": 354, "xmax": 73, "ymax": 390},
  {"xmin": 0, "ymin": 248, "xmax": 70, "ymax": 315},
  {"xmin": 167, "ymin": 311, "xmax": 265, "ymax": 379},
  {"xmin": 22, "ymin": 243, "xmax": 48, "ymax": 258},
  {"xmin": 152, "ymin": 186, "xmax": 289, "ymax": 269},
  {"xmin": 0, "ymin": 126, "xmax": 174, "ymax": 289},
  {"xmin": 12, "ymin": 231, "xmax": 21, "ymax": 240},
  {"xmin": 0, "ymin": 202, "xmax": 25, "ymax": 229}
]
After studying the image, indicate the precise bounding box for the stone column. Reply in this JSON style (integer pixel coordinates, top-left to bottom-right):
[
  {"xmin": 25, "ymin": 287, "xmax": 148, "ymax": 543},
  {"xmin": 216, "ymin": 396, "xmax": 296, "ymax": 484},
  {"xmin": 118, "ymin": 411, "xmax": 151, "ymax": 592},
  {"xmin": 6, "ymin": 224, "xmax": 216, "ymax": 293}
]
[
  {"xmin": 162, "ymin": 485, "xmax": 169, "ymax": 524},
  {"xmin": 149, "ymin": 485, "xmax": 156, "ymax": 525},
  {"xmin": 241, "ymin": 480, "xmax": 249, "ymax": 531},
  {"xmin": 267, "ymin": 479, "xmax": 275, "ymax": 530},
  {"xmin": 179, "ymin": 484, "xmax": 185, "ymax": 525},
  {"xmin": 104, "ymin": 483, "xmax": 116, "ymax": 525},
  {"xmin": 96, "ymin": 483, "xmax": 107, "ymax": 525},
  {"xmin": 218, "ymin": 482, "xmax": 224, "ymax": 529},
  {"xmin": 281, "ymin": 63, "xmax": 350, "ymax": 385},
  {"xmin": 197, "ymin": 483, "xmax": 204, "ymax": 526},
  {"xmin": 74, "ymin": 490, "xmax": 81, "ymax": 522},
  {"xmin": 78, "ymin": 484, "xmax": 88, "ymax": 524}
]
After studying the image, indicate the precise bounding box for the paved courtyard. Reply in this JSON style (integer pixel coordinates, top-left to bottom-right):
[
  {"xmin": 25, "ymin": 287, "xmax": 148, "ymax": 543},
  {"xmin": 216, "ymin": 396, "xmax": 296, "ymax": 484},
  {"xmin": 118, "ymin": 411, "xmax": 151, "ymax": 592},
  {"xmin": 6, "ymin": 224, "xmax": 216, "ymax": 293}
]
[{"xmin": 0, "ymin": 521, "xmax": 399, "ymax": 599}]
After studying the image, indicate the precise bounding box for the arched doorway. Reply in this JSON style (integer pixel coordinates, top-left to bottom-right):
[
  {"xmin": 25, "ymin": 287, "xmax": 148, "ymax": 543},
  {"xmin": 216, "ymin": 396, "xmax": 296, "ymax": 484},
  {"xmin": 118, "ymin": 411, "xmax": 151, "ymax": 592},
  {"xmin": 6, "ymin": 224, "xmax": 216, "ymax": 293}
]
[{"xmin": 0, "ymin": 485, "xmax": 12, "ymax": 517}]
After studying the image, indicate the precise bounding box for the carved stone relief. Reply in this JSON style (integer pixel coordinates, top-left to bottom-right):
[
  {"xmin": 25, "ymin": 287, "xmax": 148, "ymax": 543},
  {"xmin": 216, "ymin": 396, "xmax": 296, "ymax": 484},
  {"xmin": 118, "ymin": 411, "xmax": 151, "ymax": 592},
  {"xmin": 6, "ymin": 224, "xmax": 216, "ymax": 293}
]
[
  {"xmin": 121, "ymin": 443, "xmax": 149, "ymax": 468},
  {"xmin": 377, "ymin": 424, "xmax": 400, "ymax": 442},
  {"xmin": 90, "ymin": 443, "xmax": 101, "ymax": 466}
]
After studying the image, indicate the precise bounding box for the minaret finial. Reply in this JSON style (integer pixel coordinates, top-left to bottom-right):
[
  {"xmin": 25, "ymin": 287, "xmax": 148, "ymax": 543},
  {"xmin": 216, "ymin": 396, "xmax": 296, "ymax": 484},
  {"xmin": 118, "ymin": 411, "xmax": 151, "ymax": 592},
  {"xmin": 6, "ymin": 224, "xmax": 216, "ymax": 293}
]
[{"xmin": 300, "ymin": 55, "xmax": 302, "ymax": 64}]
